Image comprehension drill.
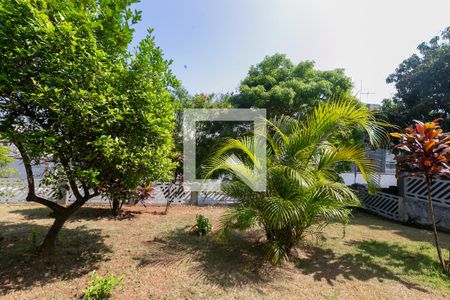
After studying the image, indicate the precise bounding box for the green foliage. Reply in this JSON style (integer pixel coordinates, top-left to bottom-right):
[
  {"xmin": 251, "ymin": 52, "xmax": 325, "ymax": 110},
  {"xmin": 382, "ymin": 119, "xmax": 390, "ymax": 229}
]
[
  {"xmin": 173, "ymin": 54, "xmax": 355, "ymax": 177},
  {"xmin": 390, "ymin": 119, "xmax": 450, "ymax": 273},
  {"xmin": 172, "ymin": 88, "xmax": 240, "ymax": 177},
  {"xmin": 382, "ymin": 26, "xmax": 450, "ymax": 130},
  {"xmin": 0, "ymin": 145, "xmax": 15, "ymax": 177},
  {"xmin": 192, "ymin": 214, "xmax": 212, "ymax": 236},
  {"xmin": 0, "ymin": 0, "xmax": 177, "ymax": 249},
  {"xmin": 173, "ymin": 90, "xmax": 233, "ymax": 156},
  {"xmin": 39, "ymin": 163, "xmax": 70, "ymax": 200},
  {"xmin": 28, "ymin": 227, "xmax": 41, "ymax": 252},
  {"xmin": 83, "ymin": 272, "xmax": 125, "ymax": 300},
  {"xmin": 0, "ymin": 1, "xmax": 176, "ymax": 203},
  {"xmin": 208, "ymin": 98, "xmax": 387, "ymax": 264},
  {"xmin": 351, "ymin": 240, "xmax": 450, "ymax": 290},
  {"xmin": 230, "ymin": 53, "xmax": 353, "ymax": 118},
  {"xmin": 390, "ymin": 119, "xmax": 450, "ymax": 178}
]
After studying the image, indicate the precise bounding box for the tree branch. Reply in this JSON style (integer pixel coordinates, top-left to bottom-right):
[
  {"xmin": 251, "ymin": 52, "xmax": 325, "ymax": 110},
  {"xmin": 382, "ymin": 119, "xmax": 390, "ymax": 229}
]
[
  {"xmin": 15, "ymin": 141, "xmax": 65, "ymax": 214},
  {"xmin": 81, "ymin": 181, "xmax": 90, "ymax": 199},
  {"xmin": 31, "ymin": 195, "xmax": 66, "ymax": 214},
  {"xmin": 14, "ymin": 142, "xmax": 36, "ymax": 197},
  {"xmin": 58, "ymin": 152, "xmax": 83, "ymax": 201}
]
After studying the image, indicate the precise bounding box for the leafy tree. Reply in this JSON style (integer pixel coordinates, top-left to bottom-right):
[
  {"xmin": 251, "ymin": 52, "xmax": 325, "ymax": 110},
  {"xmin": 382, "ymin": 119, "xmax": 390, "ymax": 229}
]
[
  {"xmin": 173, "ymin": 90, "xmax": 244, "ymax": 177},
  {"xmin": 382, "ymin": 27, "xmax": 450, "ymax": 130},
  {"xmin": 0, "ymin": 0, "xmax": 176, "ymax": 252},
  {"xmin": 390, "ymin": 119, "xmax": 450, "ymax": 273},
  {"xmin": 173, "ymin": 89, "xmax": 233, "ymax": 155},
  {"xmin": 207, "ymin": 99, "xmax": 386, "ymax": 264},
  {"xmin": 172, "ymin": 89, "xmax": 242, "ymax": 204},
  {"xmin": 230, "ymin": 54, "xmax": 353, "ymax": 118}
]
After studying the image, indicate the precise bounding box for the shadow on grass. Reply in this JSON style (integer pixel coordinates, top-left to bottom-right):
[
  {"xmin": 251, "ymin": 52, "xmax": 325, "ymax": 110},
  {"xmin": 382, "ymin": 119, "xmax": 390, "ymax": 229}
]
[
  {"xmin": 135, "ymin": 225, "xmax": 445, "ymax": 292},
  {"xmin": 296, "ymin": 239, "xmax": 446, "ymax": 292},
  {"xmin": 134, "ymin": 227, "xmax": 276, "ymax": 289},
  {"xmin": 351, "ymin": 210, "xmax": 450, "ymax": 247},
  {"xmin": 0, "ymin": 222, "xmax": 111, "ymax": 296},
  {"xmin": 9, "ymin": 206, "xmax": 139, "ymax": 221}
]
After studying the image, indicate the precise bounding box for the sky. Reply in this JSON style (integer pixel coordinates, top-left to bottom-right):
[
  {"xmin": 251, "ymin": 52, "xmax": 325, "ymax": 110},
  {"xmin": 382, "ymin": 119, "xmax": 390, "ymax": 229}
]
[{"xmin": 131, "ymin": 0, "xmax": 450, "ymax": 104}]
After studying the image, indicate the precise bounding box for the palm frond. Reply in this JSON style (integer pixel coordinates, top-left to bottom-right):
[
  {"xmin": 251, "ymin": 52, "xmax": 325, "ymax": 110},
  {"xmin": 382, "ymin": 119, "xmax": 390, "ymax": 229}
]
[
  {"xmin": 206, "ymin": 96, "xmax": 390, "ymax": 265},
  {"xmin": 265, "ymin": 240, "xmax": 290, "ymax": 265},
  {"xmin": 219, "ymin": 206, "xmax": 260, "ymax": 235}
]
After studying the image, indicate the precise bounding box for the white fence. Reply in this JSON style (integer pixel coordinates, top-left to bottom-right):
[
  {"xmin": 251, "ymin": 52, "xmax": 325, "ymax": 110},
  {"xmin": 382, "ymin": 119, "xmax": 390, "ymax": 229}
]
[
  {"xmin": 357, "ymin": 190, "xmax": 402, "ymax": 221},
  {"xmin": 356, "ymin": 176, "xmax": 450, "ymax": 230},
  {"xmin": 3, "ymin": 176, "xmax": 450, "ymax": 230},
  {"xmin": 404, "ymin": 176, "xmax": 450, "ymax": 208},
  {"xmin": 0, "ymin": 179, "xmax": 59, "ymax": 203},
  {"xmin": 0, "ymin": 179, "xmax": 236, "ymax": 206}
]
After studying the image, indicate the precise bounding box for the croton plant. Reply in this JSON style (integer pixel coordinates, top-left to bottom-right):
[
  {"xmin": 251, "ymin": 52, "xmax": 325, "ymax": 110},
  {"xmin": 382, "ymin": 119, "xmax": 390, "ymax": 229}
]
[
  {"xmin": 390, "ymin": 118, "xmax": 450, "ymax": 179},
  {"xmin": 390, "ymin": 118, "xmax": 450, "ymax": 273}
]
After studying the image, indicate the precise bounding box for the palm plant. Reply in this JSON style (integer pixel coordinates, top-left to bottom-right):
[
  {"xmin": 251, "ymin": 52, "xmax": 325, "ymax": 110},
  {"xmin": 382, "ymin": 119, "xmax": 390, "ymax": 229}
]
[{"xmin": 207, "ymin": 99, "xmax": 387, "ymax": 264}]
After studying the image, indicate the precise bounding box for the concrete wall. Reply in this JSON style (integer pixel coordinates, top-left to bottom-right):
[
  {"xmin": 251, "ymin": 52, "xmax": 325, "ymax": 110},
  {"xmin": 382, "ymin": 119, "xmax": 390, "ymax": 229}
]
[
  {"xmin": 399, "ymin": 197, "xmax": 450, "ymax": 231},
  {"xmin": 398, "ymin": 176, "xmax": 450, "ymax": 231}
]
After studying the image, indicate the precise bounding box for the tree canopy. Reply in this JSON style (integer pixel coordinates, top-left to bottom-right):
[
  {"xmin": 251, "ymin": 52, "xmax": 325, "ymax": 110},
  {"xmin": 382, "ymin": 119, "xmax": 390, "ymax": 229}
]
[
  {"xmin": 0, "ymin": 0, "xmax": 177, "ymax": 252},
  {"xmin": 172, "ymin": 88, "xmax": 238, "ymax": 178},
  {"xmin": 382, "ymin": 27, "xmax": 450, "ymax": 129},
  {"xmin": 230, "ymin": 53, "xmax": 353, "ymax": 118},
  {"xmin": 174, "ymin": 54, "xmax": 355, "ymax": 177}
]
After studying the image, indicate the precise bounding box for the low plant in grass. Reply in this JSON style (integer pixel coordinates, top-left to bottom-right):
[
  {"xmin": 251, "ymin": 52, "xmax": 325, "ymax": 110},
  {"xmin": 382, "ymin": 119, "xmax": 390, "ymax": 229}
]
[
  {"xmin": 191, "ymin": 214, "xmax": 212, "ymax": 236},
  {"xmin": 207, "ymin": 99, "xmax": 387, "ymax": 264},
  {"xmin": 28, "ymin": 227, "xmax": 41, "ymax": 252},
  {"xmin": 83, "ymin": 272, "xmax": 125, "ymax": 300},
  {"xmin": 390, "ymin": 119, "xmax": 450, "ymax": 273}
]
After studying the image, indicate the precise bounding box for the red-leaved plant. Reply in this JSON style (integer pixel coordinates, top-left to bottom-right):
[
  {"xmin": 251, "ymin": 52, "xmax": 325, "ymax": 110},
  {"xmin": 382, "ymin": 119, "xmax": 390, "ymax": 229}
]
[{"xmin": 390, "ymin": 118, "xmax": 450, "ymax": 273}]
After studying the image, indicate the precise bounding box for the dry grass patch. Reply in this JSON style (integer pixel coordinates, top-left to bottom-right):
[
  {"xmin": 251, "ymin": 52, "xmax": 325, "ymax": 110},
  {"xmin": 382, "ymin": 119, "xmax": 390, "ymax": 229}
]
[{"xmin": 0, "ymin": 204, "xmax": 449, "ymax": 299}]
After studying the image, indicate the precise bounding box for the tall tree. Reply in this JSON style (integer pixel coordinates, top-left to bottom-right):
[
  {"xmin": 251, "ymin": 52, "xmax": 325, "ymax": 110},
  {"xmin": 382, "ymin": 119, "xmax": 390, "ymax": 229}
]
[
  {"xmin": 0, "ymin": 0, "xmax": 177, "ymax": 253},
  {"xmin": 230, "ymin": 53, "xmax": 353, "ymax": 118},
  {"xmin": 382, "ymin": 26, "xmax": 450, "ymax": 130}
]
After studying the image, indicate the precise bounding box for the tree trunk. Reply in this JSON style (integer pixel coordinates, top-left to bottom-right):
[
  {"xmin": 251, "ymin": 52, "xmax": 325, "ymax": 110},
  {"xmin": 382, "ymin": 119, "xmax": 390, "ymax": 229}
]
[
  {"xmin": 164, "ymin": 198, "xmax": 171, "ymax": 215},
  {"xmin": 426, "ymin": 177, "xmax": 447, "ymax": 273},
  {"xmin": 112, "ymin": 199, "xmax": 121, "ymax": 216},
  {"xmin": 164, "ymin": 182, "xmax": 178, "ymax": 215},
  {"xmin": 39, "ymin": 216, "xmax": 67, "ymax": 255}
]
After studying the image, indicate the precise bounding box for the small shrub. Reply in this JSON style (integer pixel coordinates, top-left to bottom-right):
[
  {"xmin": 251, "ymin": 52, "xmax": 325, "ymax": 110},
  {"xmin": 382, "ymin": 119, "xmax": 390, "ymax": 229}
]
[
  {"xmin": 191, "ymin": 214, "xmax": 212, "ymax": 236},
  {"xmin": 83, "ymin": 272, "xmax": 125, "ymax": 300}
]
